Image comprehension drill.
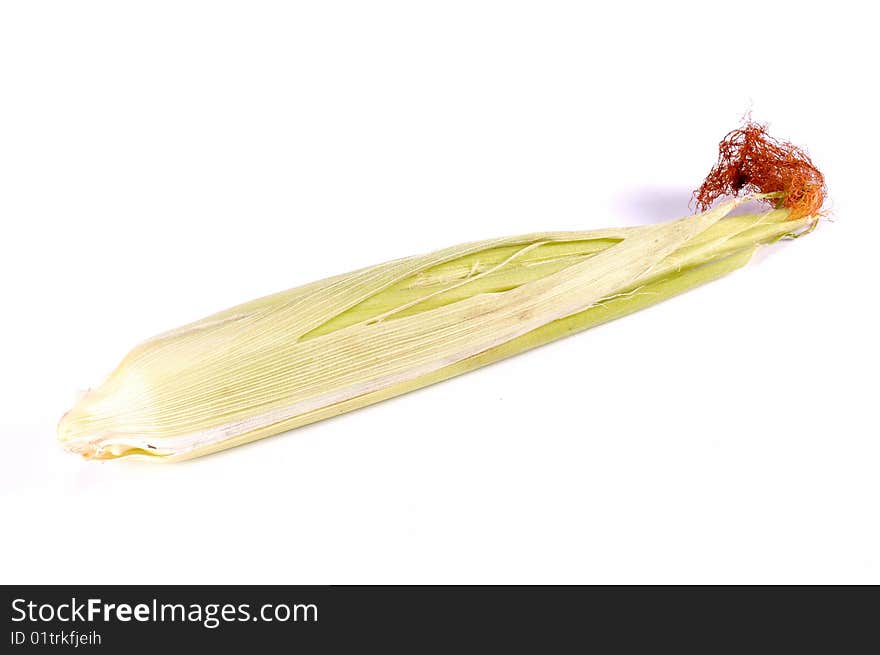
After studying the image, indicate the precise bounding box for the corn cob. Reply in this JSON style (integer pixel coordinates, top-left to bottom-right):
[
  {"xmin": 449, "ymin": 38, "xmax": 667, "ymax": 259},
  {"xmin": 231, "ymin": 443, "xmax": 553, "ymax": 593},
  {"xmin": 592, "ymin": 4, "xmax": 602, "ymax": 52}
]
[{"xmin": 58, "ymin": 121, "xmax": 826, "ymax": 461}]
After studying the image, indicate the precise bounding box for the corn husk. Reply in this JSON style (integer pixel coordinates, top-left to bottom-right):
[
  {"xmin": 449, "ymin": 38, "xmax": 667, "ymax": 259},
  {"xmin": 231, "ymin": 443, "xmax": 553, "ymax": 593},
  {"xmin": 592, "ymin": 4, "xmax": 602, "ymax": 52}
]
[{"xmin": 58, "ymin": 197, "xmax": 813, "ymax": 461}]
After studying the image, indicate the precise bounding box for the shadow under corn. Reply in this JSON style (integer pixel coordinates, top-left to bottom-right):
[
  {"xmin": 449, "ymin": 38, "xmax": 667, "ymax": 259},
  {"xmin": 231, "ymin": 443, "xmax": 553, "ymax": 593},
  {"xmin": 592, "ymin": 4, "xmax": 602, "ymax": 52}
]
[{"xmin": 612, "ymin": 186, "xmax": 773, "ymax": 225}]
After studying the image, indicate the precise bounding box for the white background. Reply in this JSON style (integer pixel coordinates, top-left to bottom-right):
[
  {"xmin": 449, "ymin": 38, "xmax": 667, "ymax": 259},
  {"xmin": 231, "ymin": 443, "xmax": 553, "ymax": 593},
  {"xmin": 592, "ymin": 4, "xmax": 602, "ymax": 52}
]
[{"xmin": 1, "ymin": 1, "xmax": 877, "ymax": 584}]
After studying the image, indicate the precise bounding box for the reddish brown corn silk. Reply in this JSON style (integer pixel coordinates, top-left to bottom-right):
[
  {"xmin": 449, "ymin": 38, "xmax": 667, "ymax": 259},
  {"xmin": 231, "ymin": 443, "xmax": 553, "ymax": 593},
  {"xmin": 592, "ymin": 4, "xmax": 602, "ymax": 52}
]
[{"xmin": 694, "ymin": 121, "xmax": 826, "ymax": 220}]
